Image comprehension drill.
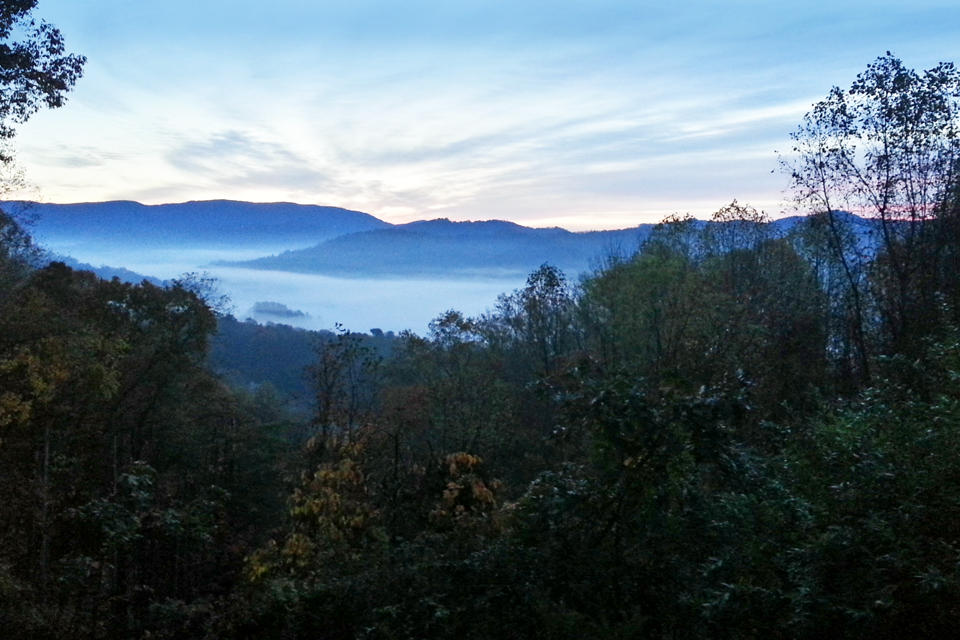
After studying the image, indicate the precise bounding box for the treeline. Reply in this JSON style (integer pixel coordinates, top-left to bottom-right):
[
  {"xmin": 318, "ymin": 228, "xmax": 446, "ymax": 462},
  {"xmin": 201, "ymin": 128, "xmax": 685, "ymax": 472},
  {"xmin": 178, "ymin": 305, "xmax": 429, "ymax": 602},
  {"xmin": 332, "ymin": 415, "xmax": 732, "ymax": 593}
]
[
  {"xmin": 0, "ymin": 209, "xmax": 300, "ymax": 637},
  {"xmin": 225, "ymin": 192, "xmax": 960, "ymax": 639},
  {"xmin": 3, "ymin": 53, "xmax": 960, "ymax": 639}
]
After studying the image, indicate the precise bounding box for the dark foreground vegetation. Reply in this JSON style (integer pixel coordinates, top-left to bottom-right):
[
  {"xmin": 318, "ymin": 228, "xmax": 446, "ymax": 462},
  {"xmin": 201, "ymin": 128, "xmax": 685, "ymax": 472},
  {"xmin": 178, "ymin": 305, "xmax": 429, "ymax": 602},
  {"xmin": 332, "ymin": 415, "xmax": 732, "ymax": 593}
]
[{"xmin": 5, "ymin": 48, "xmax": 960, "ymax": 639}]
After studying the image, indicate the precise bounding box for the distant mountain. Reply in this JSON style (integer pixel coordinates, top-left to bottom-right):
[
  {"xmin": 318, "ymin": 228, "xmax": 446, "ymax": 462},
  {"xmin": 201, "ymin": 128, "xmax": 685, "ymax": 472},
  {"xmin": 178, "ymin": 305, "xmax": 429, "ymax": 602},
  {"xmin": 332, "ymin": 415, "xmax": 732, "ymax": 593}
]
[
  {"xmin": 220, "ymin": 218, "xmax": 654, "ymax": 278},
  {"xmin": 221, "ymin": 212, "xmax": 889, "ymax": 279},
  {"xmin": 50, "ymin": 255, "xmax": 165, "ymax": 286},
  {"xmin": 6, "ymin": 198, "xmax": 652, "ymax": 280},
  {"xmin": 6, "ymin": 200, "xmax": 391, "ymax": 249},
  {"xmin": 7, "ymin": 198, "xmax": 882, "ymax": 282}
]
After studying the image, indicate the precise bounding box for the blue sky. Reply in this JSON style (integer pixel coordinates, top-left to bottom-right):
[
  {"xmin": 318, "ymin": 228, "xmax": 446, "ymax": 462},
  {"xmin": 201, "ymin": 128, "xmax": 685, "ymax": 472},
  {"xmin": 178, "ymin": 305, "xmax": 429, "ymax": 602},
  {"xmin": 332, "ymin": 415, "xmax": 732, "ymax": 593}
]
[{"xmin": 13, "ymin": 0, "xmax": 960, "ymax": 229}]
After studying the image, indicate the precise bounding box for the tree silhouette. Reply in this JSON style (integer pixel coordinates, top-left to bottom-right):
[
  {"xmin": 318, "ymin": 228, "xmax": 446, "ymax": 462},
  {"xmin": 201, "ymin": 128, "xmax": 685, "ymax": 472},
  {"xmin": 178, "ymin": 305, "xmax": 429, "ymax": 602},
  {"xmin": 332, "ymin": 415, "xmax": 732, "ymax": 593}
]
[{"xmin": 0, "ymin": 0, "xmax": 85, "ymax": 154}]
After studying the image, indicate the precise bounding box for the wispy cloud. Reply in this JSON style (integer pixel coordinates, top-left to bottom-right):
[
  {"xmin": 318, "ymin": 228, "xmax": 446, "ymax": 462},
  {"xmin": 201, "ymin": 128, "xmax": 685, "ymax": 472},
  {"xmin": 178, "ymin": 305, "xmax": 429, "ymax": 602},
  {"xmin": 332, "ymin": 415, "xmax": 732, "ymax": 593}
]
[
  {"xmin": 167, "ymin": 131, "xmax": 328, "ymax": 189},
  {"xmin": 16, "ymin": 1, "xmax": 960, "ymax": 228}
]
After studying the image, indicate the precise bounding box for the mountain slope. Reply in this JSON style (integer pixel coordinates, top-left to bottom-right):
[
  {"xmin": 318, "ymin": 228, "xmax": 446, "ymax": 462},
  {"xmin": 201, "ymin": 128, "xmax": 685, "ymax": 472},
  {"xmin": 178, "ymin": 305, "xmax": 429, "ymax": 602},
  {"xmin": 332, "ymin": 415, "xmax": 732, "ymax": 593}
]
[
  {"xmin": 221, "ymin": 212, "xmax": 885, "ymax": 279},
  {"xmin": 8, "ymin": 199, "xmax": 883, "ymax": 281},
  {"xmin": 8, "ymin": 200, "xmax": 392, "ymax": 249},
  {"xmin": 222, "ymin": 218, "xmax": 654, "ymax": 278}
]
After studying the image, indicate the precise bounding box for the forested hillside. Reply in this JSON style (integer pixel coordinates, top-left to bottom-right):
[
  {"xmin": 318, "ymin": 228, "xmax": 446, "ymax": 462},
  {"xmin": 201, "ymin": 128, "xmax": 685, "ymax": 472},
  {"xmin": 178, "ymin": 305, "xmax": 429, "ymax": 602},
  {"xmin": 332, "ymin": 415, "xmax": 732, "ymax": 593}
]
[{"xmin": 5, "ymin": 46, "xmax": 960, "ymax": 640}]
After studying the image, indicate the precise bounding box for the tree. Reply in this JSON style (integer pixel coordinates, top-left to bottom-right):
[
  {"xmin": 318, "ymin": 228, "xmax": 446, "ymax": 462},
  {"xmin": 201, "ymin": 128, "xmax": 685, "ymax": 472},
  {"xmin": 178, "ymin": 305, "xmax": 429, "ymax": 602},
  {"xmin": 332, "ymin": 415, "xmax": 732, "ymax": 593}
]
[
  {"xmin": 308, "ymin": 326, "xmax": 382, "ymax": 448},
  {"xmin": 580, "ymin": 204, "xmax": 827, "ymax": 418},
  {"xmin": 0, "ymin": 262, "xmax": 285, "ymax": 638},
  {"xmin": 0, "ymin": 0, "xmax": 85, "ymax": 152},
  {"xmin": 786, "ymin": 53, "xmax": 960, "ymax": 367},
  {"xmin": 488, "ymin": 264, "xmax": 577, "ymax": 376},
  {"xmin": 0, "ymin": 206, "xmax": 38, "ymax": 298}
]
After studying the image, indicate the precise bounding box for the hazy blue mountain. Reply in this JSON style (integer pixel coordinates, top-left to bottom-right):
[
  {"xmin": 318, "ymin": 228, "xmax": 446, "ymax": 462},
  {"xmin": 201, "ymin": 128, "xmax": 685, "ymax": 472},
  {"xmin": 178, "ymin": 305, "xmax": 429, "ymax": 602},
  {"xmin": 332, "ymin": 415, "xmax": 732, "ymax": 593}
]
[
  {"xmin": 221, "ymin": 218, "xmax": 654, "ymax": 278},
  {"xmin": 8, "ymin": 200, "xmax": 391, "ymax": 249},
  {"xmin": 219, "ymin": 211, "xmax": 887, "ymax": 279},
  {"xmin": 8, "ymin": 198, "xmax": 884, "ymax": 282},
  {"xmin": 48, "ymin": 254, "xmax": 166, "ymax": 286}
]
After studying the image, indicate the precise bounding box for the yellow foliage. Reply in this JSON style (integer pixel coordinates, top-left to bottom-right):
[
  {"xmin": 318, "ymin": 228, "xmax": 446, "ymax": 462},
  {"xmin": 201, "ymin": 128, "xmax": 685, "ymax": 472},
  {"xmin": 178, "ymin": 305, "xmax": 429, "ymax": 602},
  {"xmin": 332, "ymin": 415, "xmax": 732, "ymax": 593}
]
[
  {"xmin": 245, "ymin": 541, "xmax": 278, "ymax": 583},
  {"xmin": 443, "ymin": 481, "xmax": 463, "ymax": 505},
  {"xmin": 445, "ymin": 452, "xmax": 482, "ymax": 477},
  {"xmin": 471, "ymin": 480, "xmax": 495, "ymax": 505},
  {"xmin": 428, "ymin": 451, "xmax": 507, "ymax": 537},
  {"xmin": 281, "ymin": 533, "xmax": 316, "ymax": 566},
  {"xmin": 0, "ymin": 390, "xmax": 31, "ymax": 429},
  {"xmin": 281, "ymin": 435, "xmax": 384, "ymax": 560},
  {"xmin": 0, "ymin": 334, "xmax": 122, "ymax": 431}
]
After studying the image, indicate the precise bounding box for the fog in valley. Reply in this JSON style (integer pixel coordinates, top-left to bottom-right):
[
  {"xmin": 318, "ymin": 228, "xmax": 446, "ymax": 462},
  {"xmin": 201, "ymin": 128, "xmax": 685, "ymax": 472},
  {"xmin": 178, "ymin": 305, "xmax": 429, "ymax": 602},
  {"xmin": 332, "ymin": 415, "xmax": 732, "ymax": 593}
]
[
  {"xmin": 214, "ymin": 266, "xmax": 526, "ymax": 334},
  {"xmin": 42, "ymin": 240, "xmax": 528, "ymax": 334}
]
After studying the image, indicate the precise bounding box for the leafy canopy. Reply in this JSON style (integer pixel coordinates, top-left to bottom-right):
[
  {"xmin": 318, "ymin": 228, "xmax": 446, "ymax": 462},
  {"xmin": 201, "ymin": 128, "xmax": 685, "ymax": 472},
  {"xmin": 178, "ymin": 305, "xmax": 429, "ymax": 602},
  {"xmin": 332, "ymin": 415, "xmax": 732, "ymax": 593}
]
[{"xmin": 0, "ymin": 0, "xmax": 85, "ymax": 151}]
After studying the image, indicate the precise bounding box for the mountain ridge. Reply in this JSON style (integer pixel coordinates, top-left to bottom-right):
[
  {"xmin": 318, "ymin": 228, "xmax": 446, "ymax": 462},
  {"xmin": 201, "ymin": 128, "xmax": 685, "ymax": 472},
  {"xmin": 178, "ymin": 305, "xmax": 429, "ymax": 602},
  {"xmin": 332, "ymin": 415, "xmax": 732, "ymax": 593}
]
[
  {"xmin": 5, "ymin": 199, "xmax": 883, "ymax": 281},
  {"xmin": 7, "ymin": 200, "xmax": 392, "ymax": 249},
  {"xmin": 218, "ymin": 217, "xmax": 653, "ymax": 278}
]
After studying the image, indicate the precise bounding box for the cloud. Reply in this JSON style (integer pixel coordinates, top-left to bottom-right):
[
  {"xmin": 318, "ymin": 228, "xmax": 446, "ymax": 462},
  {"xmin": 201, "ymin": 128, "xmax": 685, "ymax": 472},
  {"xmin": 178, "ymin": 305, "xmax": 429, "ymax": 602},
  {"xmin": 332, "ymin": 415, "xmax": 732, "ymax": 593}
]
[
  {"xmin": 45, "ymin": 149, "xmax": 107, "ymax": 169},
  {"xmin": 165, "ymin": 131, "xmax": 330, "ymax": 193},
  {"xmin": 21, "ymin": 0, "xmax": 960, "ymax": 228}
]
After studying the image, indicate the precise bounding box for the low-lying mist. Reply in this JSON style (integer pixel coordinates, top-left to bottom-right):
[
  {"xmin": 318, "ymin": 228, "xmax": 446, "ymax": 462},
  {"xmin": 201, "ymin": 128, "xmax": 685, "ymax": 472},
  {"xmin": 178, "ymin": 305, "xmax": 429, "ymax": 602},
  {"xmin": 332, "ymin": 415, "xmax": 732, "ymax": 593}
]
[
  {"xmin": 46, "ymin": 243, "xmax": 528, "ymax": 335},
  {"xmin": 211, "ymin": 266, "xmax": 525, "ymax": 334}
]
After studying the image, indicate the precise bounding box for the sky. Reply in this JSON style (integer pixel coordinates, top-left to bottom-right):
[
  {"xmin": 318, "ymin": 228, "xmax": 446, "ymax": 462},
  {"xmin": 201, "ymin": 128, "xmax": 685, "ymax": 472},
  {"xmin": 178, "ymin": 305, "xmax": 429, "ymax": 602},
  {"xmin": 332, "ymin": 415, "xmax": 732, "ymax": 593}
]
[{"xmin": 11, "ymin": 0, "xmax": 960, "ymax": 230}]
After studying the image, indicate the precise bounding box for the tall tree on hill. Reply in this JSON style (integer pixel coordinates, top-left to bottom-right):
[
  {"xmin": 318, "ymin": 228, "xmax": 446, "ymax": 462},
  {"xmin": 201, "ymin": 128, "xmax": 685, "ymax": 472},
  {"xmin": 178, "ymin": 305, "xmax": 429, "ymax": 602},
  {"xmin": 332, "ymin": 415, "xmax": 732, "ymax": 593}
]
[
  {"xmin": 580, "ymin": 203, "xmax": 827, "ymax": 418},
  {"xmin": 488, "ymin": 263, "xmax": 577, "ymax": 377},
  {"xmin": 786, "ymin": 54, "xmax": 960, "ymax": 371}
]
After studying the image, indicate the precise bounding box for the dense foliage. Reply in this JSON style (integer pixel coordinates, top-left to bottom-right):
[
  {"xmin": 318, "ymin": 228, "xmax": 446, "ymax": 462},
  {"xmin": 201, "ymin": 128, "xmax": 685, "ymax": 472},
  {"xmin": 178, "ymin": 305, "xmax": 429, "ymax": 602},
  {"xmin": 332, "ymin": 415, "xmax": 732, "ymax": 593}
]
[
  {"xmin": 0, "ymin": 0, "xmax": 84, "ymax": 148},
  {"xmin": 5, "ymin": 53, "xmax": 960, "ymax": 639}
]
